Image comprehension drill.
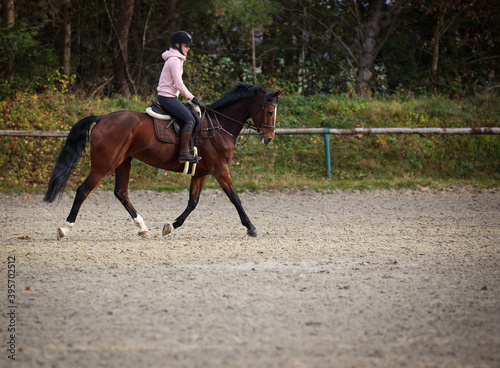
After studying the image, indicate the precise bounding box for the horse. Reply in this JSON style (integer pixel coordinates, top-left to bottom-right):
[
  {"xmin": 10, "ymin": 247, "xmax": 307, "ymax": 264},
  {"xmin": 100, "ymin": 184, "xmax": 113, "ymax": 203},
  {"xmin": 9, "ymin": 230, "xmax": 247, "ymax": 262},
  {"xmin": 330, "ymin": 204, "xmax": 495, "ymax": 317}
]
[{"xmin": 44, "ymin": 83, "xmax": 285, "ymax": 240}]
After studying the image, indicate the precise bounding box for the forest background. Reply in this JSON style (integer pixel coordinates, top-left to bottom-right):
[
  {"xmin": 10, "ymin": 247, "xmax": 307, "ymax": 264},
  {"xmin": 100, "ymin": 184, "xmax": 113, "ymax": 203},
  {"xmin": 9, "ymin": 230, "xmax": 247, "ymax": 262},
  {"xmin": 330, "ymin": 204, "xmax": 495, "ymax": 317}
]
[{"xmin": 0, "ymin": 0, "xmax": 499, "ymax": 191}]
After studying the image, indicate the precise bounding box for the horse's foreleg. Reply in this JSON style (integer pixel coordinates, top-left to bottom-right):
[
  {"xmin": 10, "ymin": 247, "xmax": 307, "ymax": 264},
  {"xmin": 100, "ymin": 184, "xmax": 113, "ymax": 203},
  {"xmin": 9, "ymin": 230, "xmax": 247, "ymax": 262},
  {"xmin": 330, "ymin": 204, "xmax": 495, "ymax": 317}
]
[
  {"xmin": 114, "ymin": 157, "xmax": 150, "ymax": 238},
  {"xmin": 58, "ymin": 170, "xmax": 106, "ymax": 240},
  {"xmin": 214, "ymin": 168, "xmax": 260, "ymax": 237},
  {"xmin": 163, "ymin": 175, "xmax": 207, "ymax": 236}
]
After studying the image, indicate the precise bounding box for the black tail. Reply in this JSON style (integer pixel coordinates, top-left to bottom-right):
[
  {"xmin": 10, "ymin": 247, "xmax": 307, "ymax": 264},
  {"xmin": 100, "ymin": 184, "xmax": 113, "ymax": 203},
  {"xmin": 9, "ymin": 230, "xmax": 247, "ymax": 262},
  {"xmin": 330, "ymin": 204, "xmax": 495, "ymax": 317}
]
[{"xmin": 44, "ymin": 115, "xmax": 101, "ymax": 203}]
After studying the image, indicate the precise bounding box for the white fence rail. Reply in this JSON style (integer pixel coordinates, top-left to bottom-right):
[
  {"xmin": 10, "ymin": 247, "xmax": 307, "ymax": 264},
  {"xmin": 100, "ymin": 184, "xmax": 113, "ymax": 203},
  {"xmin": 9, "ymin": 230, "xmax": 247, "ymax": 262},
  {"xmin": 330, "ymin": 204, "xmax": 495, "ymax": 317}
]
[{"xmin": 2, "ymin": 127, "xmax": 499, "ymax": 178}]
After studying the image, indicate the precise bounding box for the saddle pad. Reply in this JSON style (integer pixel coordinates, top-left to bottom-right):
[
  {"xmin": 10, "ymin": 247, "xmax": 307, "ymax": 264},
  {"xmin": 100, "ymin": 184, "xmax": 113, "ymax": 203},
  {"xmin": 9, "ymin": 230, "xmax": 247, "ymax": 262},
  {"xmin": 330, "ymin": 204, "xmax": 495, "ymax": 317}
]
[
  {"xmin": 153, "ymin": 118, "xmax": 180, "ymax": 144},
  {"xmin": 151, "ymin": 107, "xmax": 217, "ymax": 145}
]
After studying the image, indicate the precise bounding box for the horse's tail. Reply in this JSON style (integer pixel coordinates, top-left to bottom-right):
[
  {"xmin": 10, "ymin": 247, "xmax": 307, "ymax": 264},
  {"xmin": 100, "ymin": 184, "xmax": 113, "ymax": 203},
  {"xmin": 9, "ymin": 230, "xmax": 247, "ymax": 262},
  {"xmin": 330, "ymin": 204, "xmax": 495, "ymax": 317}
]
[{"xmin": 44, "ymin": 115, "xmax": 101, "ymax": 203}]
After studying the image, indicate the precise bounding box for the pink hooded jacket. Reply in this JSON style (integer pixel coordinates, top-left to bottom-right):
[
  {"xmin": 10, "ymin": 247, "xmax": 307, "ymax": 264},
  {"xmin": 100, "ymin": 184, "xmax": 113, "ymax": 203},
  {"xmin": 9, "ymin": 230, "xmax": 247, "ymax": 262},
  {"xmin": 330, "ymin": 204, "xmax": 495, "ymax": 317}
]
[{"xmin": 157, "ymin": 48, "xmax": 194, "ymax": 101}]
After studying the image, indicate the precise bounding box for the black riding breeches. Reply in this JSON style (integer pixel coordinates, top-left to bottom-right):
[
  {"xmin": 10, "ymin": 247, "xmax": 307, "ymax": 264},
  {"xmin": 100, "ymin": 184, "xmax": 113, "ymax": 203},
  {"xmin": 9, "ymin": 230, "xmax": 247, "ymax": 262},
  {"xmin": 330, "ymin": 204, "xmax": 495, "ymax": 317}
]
[{"xmin": 157, "ymin": 96, "xmax": 194, "ymax": 124}]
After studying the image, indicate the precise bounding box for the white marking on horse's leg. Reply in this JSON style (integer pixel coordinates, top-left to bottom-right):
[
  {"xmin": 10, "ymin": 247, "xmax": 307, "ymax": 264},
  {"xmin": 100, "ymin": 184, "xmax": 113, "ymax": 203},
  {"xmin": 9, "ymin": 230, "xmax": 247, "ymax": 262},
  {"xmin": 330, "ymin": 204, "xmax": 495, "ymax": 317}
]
[
  {"xmin": 57, "ymin": 221, "xmax": 74, "ymax": 240},
  {"xmin": 133, "ymin": 214, "xmax": 150, "ymax": 238}
]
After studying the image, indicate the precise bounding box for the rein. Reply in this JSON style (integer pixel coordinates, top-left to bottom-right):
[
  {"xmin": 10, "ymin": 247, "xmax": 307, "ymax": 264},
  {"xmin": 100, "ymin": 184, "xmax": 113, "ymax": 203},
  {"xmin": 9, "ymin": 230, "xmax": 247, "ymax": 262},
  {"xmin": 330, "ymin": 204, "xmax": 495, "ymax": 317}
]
[
  {"xmin": 202, "ymin": 93, "xmax": 279, "ymax": 144},
  {"xmin": 203, "ymin": 106, "xmax": 256, "ymax": 132}
]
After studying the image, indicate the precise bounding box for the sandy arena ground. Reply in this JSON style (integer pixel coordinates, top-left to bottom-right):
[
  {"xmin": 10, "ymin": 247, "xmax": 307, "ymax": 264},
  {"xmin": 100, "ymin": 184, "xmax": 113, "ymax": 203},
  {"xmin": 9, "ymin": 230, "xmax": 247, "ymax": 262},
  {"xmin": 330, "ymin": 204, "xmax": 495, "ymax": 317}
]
[{"xmin": 1, "ymin": 187, "xmax": 499, "ymax": 367}]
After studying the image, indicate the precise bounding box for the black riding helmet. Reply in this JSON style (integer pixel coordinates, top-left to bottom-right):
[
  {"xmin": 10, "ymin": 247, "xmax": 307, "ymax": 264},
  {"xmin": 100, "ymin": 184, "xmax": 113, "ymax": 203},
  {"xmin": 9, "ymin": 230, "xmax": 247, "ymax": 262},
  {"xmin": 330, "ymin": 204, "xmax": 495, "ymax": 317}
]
[{"xmin": 171, "ymin": 31, "xmax": 194, "ymax": 55}]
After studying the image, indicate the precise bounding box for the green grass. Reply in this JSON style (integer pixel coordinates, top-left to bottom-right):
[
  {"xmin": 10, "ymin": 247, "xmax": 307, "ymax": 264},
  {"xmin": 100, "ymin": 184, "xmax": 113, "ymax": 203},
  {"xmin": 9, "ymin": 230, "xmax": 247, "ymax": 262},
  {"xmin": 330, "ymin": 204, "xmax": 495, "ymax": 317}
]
[{"xmin": 1, "ymin": 91, "xmax": 499, "ymax": 193}]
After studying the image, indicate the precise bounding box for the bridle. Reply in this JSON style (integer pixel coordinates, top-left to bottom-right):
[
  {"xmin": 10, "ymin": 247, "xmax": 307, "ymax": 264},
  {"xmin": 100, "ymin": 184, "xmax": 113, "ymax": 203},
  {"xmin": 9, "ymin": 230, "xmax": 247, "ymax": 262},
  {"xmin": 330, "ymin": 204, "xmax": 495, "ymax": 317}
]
[
  {"xmin": 253, "ymin": 93, "xmax": 279, "ymax": 133},
  {"xmin": 202, "ymin": 92, "xmax": 279, "ymax": 143}
]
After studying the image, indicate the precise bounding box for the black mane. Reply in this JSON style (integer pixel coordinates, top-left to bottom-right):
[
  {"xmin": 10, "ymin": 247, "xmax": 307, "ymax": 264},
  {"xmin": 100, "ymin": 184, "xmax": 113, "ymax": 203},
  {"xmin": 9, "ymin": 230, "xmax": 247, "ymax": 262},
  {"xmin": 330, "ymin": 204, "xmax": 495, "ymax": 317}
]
[{"xmin": 208, "ymin": 83, "xmax": 267, "ymax": 110}]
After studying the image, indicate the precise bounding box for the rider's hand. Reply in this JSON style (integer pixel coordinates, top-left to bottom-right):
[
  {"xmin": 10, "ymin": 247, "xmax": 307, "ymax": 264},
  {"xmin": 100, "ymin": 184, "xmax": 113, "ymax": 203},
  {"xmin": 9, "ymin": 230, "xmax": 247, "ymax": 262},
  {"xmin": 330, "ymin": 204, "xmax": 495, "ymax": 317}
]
[{"xmin": 191, "ymin": 96, "xmax": 206, "ymax": 108}]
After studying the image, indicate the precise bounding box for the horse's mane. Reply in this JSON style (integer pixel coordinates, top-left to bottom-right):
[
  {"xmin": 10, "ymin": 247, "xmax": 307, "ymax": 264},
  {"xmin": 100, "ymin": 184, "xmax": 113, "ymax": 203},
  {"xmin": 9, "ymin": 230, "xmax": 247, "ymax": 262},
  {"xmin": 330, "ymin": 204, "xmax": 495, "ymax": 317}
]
[{"xmin": 208, "ymin": 82, "xmax": 267, "ymax": 110}]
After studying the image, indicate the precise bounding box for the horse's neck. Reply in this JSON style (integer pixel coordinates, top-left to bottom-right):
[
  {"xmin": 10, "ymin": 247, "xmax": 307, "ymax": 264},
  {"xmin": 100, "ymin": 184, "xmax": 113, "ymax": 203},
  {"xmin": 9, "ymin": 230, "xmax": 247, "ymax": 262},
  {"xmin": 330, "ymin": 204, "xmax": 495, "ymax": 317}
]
[{"xmin": 217, "ymin": 103, "xmax": 250, "ymax": 138}]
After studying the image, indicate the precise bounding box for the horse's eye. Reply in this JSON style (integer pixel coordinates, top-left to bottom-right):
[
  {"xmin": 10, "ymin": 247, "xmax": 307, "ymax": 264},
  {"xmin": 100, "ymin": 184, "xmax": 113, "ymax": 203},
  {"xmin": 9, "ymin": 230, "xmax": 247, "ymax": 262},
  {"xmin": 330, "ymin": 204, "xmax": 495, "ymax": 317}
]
[{"xmin": 267, "ymin": 111, "xmax": 273, "ymax": 116}]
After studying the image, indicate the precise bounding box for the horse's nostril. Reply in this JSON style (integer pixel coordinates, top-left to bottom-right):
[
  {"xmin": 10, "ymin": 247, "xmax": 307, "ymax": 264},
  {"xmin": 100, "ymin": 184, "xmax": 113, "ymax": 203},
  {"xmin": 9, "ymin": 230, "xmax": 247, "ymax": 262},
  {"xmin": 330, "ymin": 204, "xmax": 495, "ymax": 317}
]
[{"xmin": 266, "ymin": 137, "xmax": 273, "ymax": 145}]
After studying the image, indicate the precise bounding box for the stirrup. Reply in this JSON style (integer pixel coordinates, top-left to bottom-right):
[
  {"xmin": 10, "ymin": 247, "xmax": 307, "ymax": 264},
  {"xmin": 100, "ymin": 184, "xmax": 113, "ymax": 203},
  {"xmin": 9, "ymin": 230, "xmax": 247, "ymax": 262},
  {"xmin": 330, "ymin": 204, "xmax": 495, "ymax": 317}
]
[
  {"xmin": 179, "ymin": 156, "xmax": 197, "ymax": 164},
  {"xmin": 179, "ymin": 146, "xmax": 196, "ymax": 163},
  {"xmin": 182, "ymin": 147, "xmax": 199, "ymax": 176}
]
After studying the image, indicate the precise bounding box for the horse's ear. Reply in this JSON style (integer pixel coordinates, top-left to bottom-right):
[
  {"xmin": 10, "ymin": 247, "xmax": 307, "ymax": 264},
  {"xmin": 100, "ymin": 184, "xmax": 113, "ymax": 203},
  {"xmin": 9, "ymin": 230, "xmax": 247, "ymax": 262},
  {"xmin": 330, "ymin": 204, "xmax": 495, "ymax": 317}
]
[{"xmin": 272, "ymin": 90, "xmax": 285, "ymax": 98}]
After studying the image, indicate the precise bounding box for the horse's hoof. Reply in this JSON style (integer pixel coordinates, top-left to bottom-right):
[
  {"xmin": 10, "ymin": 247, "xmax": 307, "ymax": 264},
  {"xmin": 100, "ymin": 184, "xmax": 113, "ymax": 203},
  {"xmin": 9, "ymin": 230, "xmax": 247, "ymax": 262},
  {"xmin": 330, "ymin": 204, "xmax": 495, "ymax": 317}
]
[
  {"xmin": 247, "ymin": 229, "xmax": 261, "ymax": 237},
  {"xmin": 57, "ymin": 227, "xmax": 66, "ymax": 240},
  {"xmin": 162, "ymin": 223, "xmax": 173, "ymax": 236},
  {"xmin": 139, "ymin": 230, "xmax": 150, "ymax": 239}
]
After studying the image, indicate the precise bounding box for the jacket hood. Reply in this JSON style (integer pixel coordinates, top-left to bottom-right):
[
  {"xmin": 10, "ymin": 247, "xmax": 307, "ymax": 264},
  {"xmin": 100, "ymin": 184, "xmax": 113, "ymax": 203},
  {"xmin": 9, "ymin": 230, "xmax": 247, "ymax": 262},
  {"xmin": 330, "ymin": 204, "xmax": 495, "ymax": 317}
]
[{"xmin": 162, "ymin": 48, "xmax": 186, "ymax": 61}]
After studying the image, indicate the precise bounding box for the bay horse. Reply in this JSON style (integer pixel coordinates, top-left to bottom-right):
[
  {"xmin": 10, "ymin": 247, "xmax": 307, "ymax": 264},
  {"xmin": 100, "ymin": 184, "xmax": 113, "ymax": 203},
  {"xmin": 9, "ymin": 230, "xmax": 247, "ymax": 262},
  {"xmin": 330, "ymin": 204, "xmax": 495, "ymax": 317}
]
[{"xmin": 44, "ymin": 83, "xmax": 284, "ymax": 240}]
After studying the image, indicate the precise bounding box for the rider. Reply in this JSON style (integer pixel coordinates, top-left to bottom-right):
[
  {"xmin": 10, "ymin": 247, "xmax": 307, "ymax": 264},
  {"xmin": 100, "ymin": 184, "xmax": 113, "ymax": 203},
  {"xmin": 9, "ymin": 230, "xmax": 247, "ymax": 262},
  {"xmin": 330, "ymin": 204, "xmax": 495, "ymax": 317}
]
[{"xmin": 157, "ymin": 31, "xmax": 204, "ymax": 163}]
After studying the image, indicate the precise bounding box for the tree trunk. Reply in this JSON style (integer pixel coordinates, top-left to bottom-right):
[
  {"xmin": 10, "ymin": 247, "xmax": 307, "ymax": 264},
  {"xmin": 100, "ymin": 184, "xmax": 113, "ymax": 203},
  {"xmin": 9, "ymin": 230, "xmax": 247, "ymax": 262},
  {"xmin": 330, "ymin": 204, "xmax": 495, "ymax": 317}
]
[
  {"xmin": 356, "ymin": 0, "xmax": 384, "ymax": 96},
  {"xmin": 2, "ymin": 0, "xmax": 15, "ymax": 83},
  {"xmin": 168, "ymin": 0, "xmax": 180, "ymax": 43},
  {"xmin": 299, "ymin": 5, "xmax": 307, "ymax": 94},
  {"xmin": 251, "ymin": 28, "xmax": 257, "ymax": 85},
  {"xmin": 431, "ymin": 33, "xmax": 440, "ymax": 80},
  {"xmin": 113, "ymin": 0, "xmax": 135, "ymax": 97},
  {"xmin": 1, "ymin": 0, "xmax": 14, "ymax": 26},
  {"xmin": 430, "ymin": 12, "xmax": 446, "ymax": 81},
  {"xmin": 60, "ymin": 0, "xmax": 72, "ymax": 78}
]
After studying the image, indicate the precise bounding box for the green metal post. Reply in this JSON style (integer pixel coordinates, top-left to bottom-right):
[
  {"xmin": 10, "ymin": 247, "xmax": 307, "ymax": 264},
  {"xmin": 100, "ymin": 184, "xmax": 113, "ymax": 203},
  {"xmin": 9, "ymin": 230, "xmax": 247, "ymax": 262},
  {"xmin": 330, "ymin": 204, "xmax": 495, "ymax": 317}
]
[{"xmin": 324, "ymin": 128, "xmax": 331, "ymax": 179}]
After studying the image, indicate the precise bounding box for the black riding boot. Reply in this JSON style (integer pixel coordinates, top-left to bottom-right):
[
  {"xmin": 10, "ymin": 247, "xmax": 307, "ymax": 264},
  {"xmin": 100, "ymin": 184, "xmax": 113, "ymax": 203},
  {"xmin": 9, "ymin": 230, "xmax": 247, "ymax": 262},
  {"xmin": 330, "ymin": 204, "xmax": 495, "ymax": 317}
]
[{"xmin": 179, "ymin": 120, "xmax": 196, "ymax": 163}]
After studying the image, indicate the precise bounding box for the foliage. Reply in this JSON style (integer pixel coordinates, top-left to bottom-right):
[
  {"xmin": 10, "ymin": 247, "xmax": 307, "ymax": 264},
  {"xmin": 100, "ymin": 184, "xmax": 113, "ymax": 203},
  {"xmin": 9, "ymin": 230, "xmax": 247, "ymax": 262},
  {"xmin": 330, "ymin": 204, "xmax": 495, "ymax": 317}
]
[
  {"xmin": 0, "ymin": 91, "xmax": 498, "ymax": 193},
  {"xmin": 228, "ymin": 92, "xmax": 500, "ymax": 187},
  {"xmin": 0, "ymin": 22, "xmax": 59, "ymax": 97},
  {"xmin": 212, "ymin": 0, "xmax": 277, "ymax": 29},
  {"xmin": 1, "ymin": 0, "xmax": 498, "ymax": 99},
  {"xmin": 0, "ymin": 91, "xmax": 146, "ymax": 190}
]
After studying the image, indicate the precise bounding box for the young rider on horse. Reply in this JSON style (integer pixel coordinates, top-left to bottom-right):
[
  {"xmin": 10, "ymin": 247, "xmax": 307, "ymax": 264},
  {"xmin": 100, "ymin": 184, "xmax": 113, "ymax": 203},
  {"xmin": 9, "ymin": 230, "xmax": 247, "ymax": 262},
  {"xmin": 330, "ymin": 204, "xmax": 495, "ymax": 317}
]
[{"xmin": 157, "ymin": 31, "xmax": 205, "ymax": 163}]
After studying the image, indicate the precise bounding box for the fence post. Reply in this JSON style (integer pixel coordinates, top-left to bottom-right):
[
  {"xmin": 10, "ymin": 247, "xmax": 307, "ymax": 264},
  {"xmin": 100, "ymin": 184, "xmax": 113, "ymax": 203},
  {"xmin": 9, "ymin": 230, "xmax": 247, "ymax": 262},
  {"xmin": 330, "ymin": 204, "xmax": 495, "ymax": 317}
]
[{"xmin": 324, "ymin": 128, "xmax": 331, "ymax": 179}]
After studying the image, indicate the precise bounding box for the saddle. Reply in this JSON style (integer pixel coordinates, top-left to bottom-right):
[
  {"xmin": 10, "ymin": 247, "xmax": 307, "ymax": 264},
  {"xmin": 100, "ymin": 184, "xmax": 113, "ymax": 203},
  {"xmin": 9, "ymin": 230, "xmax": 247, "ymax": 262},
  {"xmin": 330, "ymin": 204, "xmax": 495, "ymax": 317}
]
[{"xmin": 145, "ymin": 101, "xmax": 203, "ymax": 144}]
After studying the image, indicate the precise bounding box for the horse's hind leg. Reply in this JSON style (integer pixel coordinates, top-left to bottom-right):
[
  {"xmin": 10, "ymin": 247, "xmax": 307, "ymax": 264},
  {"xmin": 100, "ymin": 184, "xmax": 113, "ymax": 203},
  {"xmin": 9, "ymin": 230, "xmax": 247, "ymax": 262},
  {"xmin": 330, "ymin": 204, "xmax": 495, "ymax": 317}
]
[
  {"xmin": 114, "ymin": 157, "xmax": 150, "ymax": 238},
  {"xmin": 163, "ymin": 175, "xmax": 207, "ymax": 236},
  {"xmin": 58, "ymin": 170, "xmax": 106, "ymax": 240}
]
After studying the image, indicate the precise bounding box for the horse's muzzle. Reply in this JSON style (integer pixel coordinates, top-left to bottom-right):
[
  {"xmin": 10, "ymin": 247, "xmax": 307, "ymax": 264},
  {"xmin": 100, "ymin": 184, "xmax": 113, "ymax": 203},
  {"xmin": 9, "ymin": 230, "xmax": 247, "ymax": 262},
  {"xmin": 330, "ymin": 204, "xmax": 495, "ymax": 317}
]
[{"xmin": 260, "ymin": 132, "xmax": 275, "ymax": 145}]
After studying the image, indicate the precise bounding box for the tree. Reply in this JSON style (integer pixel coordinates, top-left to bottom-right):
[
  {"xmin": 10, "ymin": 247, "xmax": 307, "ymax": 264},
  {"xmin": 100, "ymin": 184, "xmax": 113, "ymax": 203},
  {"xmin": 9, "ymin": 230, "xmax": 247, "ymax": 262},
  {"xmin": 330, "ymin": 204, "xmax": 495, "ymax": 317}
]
[
  {"xmin": 2, "ymin": 0, "xmax": 15, "ymax": 83},
  {"xmin": 350, "ymin": 0, "xmax": 406, "ymax": 95},
  {"xmin": 354, "ymin": 0, "xmax": 385, "ymax": 95},
  {"xmin": 1, "ymin": 0, "xmax": 497, "ymax": 98},
  {"xmin": 418, "ymin": 0, "xmax": 478, "ymax": 81},
  {"xmin": 60, "ymin": 0, "xmax": 72, "ymax": 78},
  {"xmin": 212, "ymin": 0, "xmax": 278, "ymax": 84},
  {"xmin": 107, "ymin": 0, "xmax": 135, "ymax": 97},
  {"xmin": 303, "ymin": 0, "xmax": 406, "ymax": 96}
]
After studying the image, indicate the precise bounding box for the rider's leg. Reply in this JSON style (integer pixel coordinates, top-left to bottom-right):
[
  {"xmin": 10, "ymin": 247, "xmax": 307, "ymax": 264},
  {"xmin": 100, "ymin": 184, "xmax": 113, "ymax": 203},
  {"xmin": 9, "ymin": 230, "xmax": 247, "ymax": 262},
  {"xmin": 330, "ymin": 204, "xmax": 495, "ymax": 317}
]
[
  {"xmin": 157, "ymin": 96, "xmax": 197, "ymax": 163},
  {"xmin": 179, "ymin": 120, "xmax": 196, "ymax": 163}
]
